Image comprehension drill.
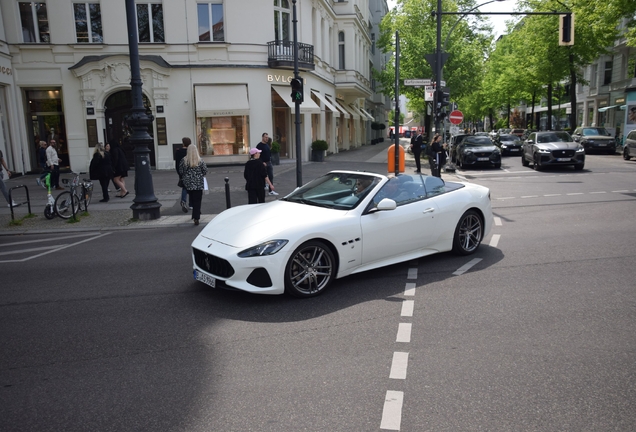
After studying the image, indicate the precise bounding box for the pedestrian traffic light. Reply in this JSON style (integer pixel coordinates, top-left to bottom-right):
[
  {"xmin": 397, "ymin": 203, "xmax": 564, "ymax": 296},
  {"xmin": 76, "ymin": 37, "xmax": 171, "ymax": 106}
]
[
  {"xmin": 290, "ymin": 78, "xmax": 303, "ymax": 104},
  {"xmin": 559, "ymin": 13, "xmax": 574, "ymax": 46}
]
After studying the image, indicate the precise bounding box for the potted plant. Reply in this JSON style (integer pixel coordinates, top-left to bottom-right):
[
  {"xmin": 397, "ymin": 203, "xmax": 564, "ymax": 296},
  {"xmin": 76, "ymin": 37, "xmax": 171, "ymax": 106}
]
[
  {"xmin": 270, "ymin": 141, "xmax": 281, "ymax": 165},
  {"xmin": 311, "ymin": 140, "xmax": 328, "ymax": 162}
]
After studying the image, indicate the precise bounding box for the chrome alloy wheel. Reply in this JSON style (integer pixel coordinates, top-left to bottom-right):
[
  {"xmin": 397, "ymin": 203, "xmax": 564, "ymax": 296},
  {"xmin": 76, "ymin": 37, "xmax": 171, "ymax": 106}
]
[
  {"xmin": 452, "ymin": 210, "xmax": 483, "ymax": 255},
  {"xmin": 285, "ymin": 241, "xmax": 335, "ymax": 297}
]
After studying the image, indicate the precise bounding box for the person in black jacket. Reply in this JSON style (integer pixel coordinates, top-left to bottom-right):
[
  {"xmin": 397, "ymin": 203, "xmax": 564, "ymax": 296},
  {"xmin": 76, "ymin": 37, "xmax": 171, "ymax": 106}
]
[
  {"xmin": 110, "ymin": 141, "xmax": 129, "ymax": 198},
  {"xmin": 89, "ymin": 143, "xmax": 113, "ymax": 202},
  {"xmin": 175, "ymin": 137, "xmax": 191, "ymax": 212},
  {"xmin": 412, "ymin": 129, "xmax": 423, "ymax": 173},
  {"xmin": 244, "ymin": 148, "xmax": 275, "ymax": 204}
]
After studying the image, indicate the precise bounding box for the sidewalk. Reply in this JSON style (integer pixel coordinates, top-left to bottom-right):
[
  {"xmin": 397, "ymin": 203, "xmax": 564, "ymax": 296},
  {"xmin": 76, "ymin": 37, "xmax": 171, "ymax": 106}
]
[{"xmin": 0, "ymin": 139, "xmax": 460, "ymax": 234}]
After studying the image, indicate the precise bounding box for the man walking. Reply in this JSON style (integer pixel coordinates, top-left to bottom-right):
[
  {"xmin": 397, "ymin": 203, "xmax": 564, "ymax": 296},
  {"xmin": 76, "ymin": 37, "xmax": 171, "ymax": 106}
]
[
  {"xmin": 46, "ymin": 139, "xmax": 63, "ymax": 190},
  {"xmin": 256, "ymin": 132, "xmax": 278, "ymax": 196},
  {"xmin": 175, "ymin": 137, "xmax": 191, "ymax": 212},
  {"xmin": 412, "ymin": 129, "xmax": 423, "ymax": 173}
]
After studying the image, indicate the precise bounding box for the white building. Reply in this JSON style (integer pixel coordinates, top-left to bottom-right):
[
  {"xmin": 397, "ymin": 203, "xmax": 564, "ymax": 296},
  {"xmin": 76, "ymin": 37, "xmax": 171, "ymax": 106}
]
[{"xmin": 0, "ymin": 0, "xmax": 389, "ymax": 174}]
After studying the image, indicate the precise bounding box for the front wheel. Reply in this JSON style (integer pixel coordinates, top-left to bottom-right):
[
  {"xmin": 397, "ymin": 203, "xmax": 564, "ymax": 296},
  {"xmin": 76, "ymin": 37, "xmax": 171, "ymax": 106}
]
[
  {"xmin": 284, "ymin": 240, "xmax": 336, "ymax": 298},
  {"xmin": 574, "ymin": 163, "xmax": 584, "ymax": 171},
  {"xmin": 521, "ymin": 153, "xmax": 529, "ymax": 167},
  {"xmin": 44, "ymin": 204, "xmax": 56, "ymax": 220},
  {"xmin": 452, "ymin": 210, "xmax": 484, "ymax": 255},
  {"xmin": 533, "ymin": 154, "xmax": 542, "ymax": 171},
  {"xmin": 55, "ymin": 191, "xmax": 79, "ymax": 219},
  {"xmin": 624, "ymin": 149, "xmax": 631, "ymax": 160}
]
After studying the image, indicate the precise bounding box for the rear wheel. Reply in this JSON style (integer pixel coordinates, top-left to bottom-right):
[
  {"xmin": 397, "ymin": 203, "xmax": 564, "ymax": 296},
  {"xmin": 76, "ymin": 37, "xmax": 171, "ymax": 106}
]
[
  {"xmin": 55, "ymin": 191, "xmax": 80, "ymax": 219},
  {"xmin": 624, "ymin": 149, "xmax": 631, "ymax": 160},
  {"xmin": 285, "ymin": 240, "xmax": 335, "ymax": 298},
  {"xmin": 452, "ymin": 210, "xmax": 483, "ymax": 255}
]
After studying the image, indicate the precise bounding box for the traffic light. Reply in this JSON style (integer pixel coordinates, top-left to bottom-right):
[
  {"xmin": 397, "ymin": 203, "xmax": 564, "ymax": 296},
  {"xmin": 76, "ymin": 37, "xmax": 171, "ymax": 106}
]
[
  {"xmin": 435, "ymin": 89, "xmax": 450, "ymax": 108},
  {"xmin": 559, "ymin": 14, "xmax": 574, "ymax": 46},
  {"xmin": 435, "ymin": 111, "xmax": 447, "ymax": 124},
  {"xmin": 290, "ymin": 78, "xmax": 303, "ymax": 104}
]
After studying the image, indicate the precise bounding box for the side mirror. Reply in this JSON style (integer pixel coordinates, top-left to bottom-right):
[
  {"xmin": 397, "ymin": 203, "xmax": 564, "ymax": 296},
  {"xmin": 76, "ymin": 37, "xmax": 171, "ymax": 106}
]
[{"xmin": 376, "ymin": 198, "xmax": 397, "ymax": 211}]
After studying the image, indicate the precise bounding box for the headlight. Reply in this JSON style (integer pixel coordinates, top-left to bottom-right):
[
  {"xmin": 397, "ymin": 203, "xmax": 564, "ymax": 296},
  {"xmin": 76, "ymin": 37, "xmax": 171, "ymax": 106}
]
[
  {"xmin": 238, "ymin": 240, "xmax": 288, "ymax": 257},
  {"xmin": 537, "ymin": 148, "xmax": 551, "ymax": 153},
  {"xmin": 576, "ymin": 146, "xmax": 585, "ymax": 152},
  {"xmin": 501, "ymin": 144, "xmax": 508, "ymax": 148}
]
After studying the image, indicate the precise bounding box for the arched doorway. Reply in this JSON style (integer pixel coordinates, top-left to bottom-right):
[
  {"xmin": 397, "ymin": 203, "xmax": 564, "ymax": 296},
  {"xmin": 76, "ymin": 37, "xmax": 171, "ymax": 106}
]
[{"xmin": 104, "ymin": 90, "xmax": 155, "ymax": 167}]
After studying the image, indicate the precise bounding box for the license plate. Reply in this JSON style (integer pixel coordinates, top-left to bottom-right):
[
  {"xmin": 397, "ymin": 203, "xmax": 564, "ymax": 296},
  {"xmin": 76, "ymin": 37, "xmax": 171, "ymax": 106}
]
[
  {"xmin": 477, "ymin": 157, "xmax": 489, "ymax": 161},
  {"xmin": 556, "ymin": 158, "xmax": 571, "ymax": 162},
  {"xmin": 194, "ymin": 270, "xmax": 216, "ymax": 288},
  {"xmin": 509, "ymin": 148, "xmax": 519, "ymax": 151},
  {"xmin": 596, "ymin": 143, "xmax": 607, "ymax": 146}
]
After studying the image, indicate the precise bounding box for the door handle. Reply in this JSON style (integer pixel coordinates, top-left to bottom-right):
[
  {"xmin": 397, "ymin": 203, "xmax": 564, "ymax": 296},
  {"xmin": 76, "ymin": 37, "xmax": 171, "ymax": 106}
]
[{"xmin": 423, "ymin": 208, "xmax": 435, "ymax": 214}]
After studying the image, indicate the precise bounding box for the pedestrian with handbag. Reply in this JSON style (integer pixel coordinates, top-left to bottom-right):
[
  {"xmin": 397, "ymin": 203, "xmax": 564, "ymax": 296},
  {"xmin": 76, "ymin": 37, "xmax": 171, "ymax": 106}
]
[
  {"xmin": 89, "ymin": 143, "xmax": 113, "ymax": 202},
  {"xmin": 178, "ymin": 145, "xmax": 208, "ymax": 226},
  {"xmin": 175, "ymin": 137, "xmax": 191, "ymax": 212}
]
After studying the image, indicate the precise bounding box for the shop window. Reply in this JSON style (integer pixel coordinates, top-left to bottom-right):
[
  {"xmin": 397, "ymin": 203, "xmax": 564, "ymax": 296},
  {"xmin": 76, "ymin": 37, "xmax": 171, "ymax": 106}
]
[
  {"xmin": 137, "ymin": 2, "xmax": 164, "ymax": 43},
  {"xmin": 19, "ymin": 2, "xmax": 49, "ymax": 43},
  {"xmin": 196, "ymin": 116, "xmax": 248, "ymax": 156},
  {"xmin": 197, "ymin": 2, "xmax": 224, "ymax": 42},
  {"xmin": 73, "ymin": 2, "xmax": 103, "ymax": 43}
]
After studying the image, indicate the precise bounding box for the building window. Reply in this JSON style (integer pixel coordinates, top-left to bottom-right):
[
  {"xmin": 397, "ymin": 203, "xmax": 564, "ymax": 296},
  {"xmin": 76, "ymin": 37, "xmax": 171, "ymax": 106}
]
[
  {"xmin": 274, "ymin": 0, "xmax": 290, "ymax": 42},
  {"xmin": 338, "ymin": 31, "xmax": 345, "ymax": 69},
  {"xmin": 73, "ymin": 3, "xmax": 103, "ymax": 43},
  {"xmin": 196, "ymin": 116, "xmax": 248, "ymax": 156},
  {"xmin": 19, "ymin": 2, "xmax": 49, "ymax": 43},
  {"xmin": 197, "ymin": 2, "xmax": 224, "ymax": 42},
  {"xmin": 136, "ymin": 3, "xmax": 164, "ymax": 43},
  {"xmin": 603, "ymin": 61, "xmax": 613, "ymax": 86},
  {"xmin": 371, "ymin": 33, "xmax": 375, "ymax": 55},
  {"xmin": 590, "ymin": 64, "xmax": 598, "ymax": 88}
]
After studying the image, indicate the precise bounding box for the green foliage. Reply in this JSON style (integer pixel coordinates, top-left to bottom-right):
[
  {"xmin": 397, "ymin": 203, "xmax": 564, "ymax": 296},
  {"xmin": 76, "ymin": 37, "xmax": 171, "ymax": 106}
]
[
  {"xmin": 311, "ymin": 140, "xmax": 329, "ymax": 151},
  {"xmin": 389, "ymin": 110, "xmax": 404, "ymax": 125},
  {"xmin": 271, "ymin": 141, "xmax": 281, "ymax": 153}
]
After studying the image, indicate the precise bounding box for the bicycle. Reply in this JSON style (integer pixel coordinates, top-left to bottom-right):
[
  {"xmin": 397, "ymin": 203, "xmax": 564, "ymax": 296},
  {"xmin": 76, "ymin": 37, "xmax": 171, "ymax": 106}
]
[{"xmin": 54, "ymin": 172, "xmax": 93, "ymax": 219}]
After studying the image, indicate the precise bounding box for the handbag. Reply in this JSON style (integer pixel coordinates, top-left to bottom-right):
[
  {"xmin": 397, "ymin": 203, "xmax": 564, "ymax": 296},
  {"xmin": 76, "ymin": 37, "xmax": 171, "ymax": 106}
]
[
  {"xmin": 177, "ymin": 178, "xmax": 184, "ymax": 188},
  {"xmin": 203, "ymin": 177, "xmax": 209, "ymax": 194}
]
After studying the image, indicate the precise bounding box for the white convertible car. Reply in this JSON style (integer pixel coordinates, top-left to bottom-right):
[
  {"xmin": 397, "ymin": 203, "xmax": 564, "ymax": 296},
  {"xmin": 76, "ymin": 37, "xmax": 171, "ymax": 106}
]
[{"xmin": 191, "ymin": 171, "xmax": 492, "ymax": 298}]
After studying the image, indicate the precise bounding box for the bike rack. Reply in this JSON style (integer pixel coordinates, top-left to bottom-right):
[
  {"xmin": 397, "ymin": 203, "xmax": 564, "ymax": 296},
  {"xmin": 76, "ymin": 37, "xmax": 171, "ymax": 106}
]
[{"xmin": 8, "ymin": 185, "xmax": 32, "ymax": 221}]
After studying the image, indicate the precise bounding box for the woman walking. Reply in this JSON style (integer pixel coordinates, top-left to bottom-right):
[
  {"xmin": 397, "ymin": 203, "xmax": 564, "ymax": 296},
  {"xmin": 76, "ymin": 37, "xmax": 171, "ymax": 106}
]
[
  {"xmin": 89, "ymin": 143, "xmax": 113, "ymax": 202},
  {"xmin": 178, "ymin": 145, "xmax": 208, "ymax": 226},
  {"xmin": 110, "ymin": 141, "xmax": 129, "ymax": 198},
  {"xmin": 244, "ymin": 147, "xmax": 274, "ymax": 204}
]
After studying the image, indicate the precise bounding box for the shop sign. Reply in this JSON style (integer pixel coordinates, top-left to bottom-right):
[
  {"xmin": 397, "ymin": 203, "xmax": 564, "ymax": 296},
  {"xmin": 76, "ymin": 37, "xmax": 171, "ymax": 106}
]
[
  {"xmin": 615, "ymin": 97, "xmax": 625, "ymax": 104},
  {"xmin": 599, "ymin": 100, "xmax": 608, "ymax": 107}
]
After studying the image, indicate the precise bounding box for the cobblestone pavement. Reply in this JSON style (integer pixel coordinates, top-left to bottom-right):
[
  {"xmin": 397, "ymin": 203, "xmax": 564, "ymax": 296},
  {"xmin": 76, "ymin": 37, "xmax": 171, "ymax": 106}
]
[{"xmin": 1, "ymin": 139, "xmax": 457, "ymax": 234}]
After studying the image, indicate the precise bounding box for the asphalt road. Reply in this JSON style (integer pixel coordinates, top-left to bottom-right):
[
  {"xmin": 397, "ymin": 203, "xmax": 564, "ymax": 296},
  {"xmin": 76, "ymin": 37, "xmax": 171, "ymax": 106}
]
[{"xmin": 1, "ymin": 151, "xmax": 635, "ymax": 431}]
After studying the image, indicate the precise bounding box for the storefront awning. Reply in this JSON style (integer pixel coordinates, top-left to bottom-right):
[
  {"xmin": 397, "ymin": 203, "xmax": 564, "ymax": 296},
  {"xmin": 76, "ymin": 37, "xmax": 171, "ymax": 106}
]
[
  {"xmin": 598, "ymin": 105, "xmax": 619, "ymax": 112},
  {"xmin": 359, "ymin": 107, "xmax": 375, "ymax": 121},
  {"xmin": 311, "ymin": 91, "xmax": 340, "ymax": 117},
  {"xmin": 195, "ymin": 85, "xmax": 250, "ymax": 117},
  {"xmin": 349, "ymin": 104, "xmax": 369, "ymax": 121},
  {"xmin": 324, "ymin": 96, "xmax": 349, "ymax": 119},
  {"xmin": 272, "ymin": 85, "xmax": 320, "ymax": 114}
]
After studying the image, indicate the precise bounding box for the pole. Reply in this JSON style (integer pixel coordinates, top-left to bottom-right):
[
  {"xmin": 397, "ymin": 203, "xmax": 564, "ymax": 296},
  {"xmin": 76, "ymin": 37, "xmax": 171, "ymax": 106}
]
[
  {"xmin": 394, "ymin": 31, "xmax": 400, "ymax": 176},
  {"xmin": 125, "ymin": 0, "xmax": 161, "ymax": 220},
  {"xmin": 435, "ymin": 0, "xmax": 442, "ymax": 135},
  {"xmin": 292, "ymin": 0, "xmax": 302, "ymax": 187}
]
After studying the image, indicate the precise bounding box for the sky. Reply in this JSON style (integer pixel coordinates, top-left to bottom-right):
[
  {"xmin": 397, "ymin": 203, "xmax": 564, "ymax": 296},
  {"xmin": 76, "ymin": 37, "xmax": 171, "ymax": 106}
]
[{"xmin": 386, "ymin": 0, "xmax": 519, "ymax": 40}]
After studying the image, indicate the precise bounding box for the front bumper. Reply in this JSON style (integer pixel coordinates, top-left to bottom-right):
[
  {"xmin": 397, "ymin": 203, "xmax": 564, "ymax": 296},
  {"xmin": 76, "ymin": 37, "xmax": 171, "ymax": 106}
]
[{"xmin": 461, "ymin": 152, "xmax": 501, "ymax": 166}]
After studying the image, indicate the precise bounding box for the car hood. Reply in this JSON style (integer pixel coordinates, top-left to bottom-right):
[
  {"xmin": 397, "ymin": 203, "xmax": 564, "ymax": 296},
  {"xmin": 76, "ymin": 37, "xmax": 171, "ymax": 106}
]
[
  {"xmin": 534, "ymin": 142, "xmax": 580, "ymax": 150},
  {"xmin": 463, "ymin": 145, "xmax": 498, "ymax": 152},
  {"xmin": 197, "ymin": 200, "xmax": 345, "ymax": 248}
]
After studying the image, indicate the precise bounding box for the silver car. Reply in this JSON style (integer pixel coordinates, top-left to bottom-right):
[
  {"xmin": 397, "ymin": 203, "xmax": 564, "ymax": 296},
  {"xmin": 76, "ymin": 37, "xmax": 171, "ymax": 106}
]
[{"xmin": 522, "ymin": 131, "xmax": 585, "ymax": 171}]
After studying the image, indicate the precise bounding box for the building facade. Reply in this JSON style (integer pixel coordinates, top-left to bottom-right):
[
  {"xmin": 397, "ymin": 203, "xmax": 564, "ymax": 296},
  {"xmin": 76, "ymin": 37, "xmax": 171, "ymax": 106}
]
[{"xmin": 0, "ymin": 0, "xmax": 390, "ymax": 175}]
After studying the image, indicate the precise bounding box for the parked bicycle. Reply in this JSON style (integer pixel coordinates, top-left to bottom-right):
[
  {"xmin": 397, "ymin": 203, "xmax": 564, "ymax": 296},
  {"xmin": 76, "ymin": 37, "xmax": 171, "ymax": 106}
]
[{"xmin": 54, "ymin": 172, "xmax": 93, "ymax": 219}]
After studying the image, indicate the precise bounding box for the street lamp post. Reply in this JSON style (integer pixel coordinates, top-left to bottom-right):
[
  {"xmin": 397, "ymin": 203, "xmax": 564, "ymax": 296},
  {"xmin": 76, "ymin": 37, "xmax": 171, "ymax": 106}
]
[
  {"xmin": 292, "ymin": 0, "xmax": 302, "ymax": 188},
  {"xmin": 125, "ymin": 0, "xmax": 161, "ymax": 220}
]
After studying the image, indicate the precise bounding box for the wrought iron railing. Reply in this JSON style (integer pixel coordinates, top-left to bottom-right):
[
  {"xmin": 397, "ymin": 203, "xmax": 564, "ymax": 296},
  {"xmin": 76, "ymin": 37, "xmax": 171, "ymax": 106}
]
[{"xmin": 267, "ymin": 40, "xmax": 314, "ymax": 69}]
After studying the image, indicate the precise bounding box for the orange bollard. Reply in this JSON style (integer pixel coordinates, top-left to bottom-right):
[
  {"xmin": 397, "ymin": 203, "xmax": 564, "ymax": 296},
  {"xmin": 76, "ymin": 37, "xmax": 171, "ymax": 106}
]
[{"xmin": 387, "ymin": 143, "xmax": 405, "ymax": 174}]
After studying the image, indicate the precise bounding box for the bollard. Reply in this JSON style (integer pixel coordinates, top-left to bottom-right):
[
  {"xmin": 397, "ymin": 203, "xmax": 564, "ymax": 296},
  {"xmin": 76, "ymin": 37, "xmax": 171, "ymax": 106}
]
[
  {"xmin": 8, "ymin": 185, "xmax": 32, "ymax": 221},
  {"xmin": 224, "ymin": 177, "xmax": 231, "ymax": 209},
  {"xmin": 387, "ymin": 144, "xmax": 405, "ymax": 174}
]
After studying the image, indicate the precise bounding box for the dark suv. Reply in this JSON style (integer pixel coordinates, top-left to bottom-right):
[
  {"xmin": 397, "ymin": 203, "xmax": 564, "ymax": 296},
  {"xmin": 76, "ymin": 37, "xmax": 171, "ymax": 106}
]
[{"xmin": 572, "ymin": 127, "xmax": 616, "ymax": 154}]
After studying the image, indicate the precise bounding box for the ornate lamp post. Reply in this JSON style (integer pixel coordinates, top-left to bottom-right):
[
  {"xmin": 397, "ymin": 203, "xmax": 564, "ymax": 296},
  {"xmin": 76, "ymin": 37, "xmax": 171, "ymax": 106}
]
[{"xmin": 125, "ymin": 0, "xmax": 161, "ymax": 220}]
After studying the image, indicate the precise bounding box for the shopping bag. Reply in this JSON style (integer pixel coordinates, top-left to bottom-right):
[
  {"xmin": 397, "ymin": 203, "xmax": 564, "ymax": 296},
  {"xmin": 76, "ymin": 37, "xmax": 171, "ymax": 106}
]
[{"xmin": 203, "ymin": 177, "xmax": 209, "ymax": 194}]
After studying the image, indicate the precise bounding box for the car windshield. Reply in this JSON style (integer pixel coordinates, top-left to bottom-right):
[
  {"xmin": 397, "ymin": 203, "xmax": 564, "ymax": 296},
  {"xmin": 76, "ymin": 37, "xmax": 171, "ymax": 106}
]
[
  {"xmin": 463, "ymin": 137, "xmax": 493, "ymax": 146},
  {"xmin": 499, "ymin": 135, "xmax": 520, "ymax": 142},
  {"xmin": 582, "ymin": 128, "xmax": 610, "ymax": 136},
  {"xmin": 536, "ymin": 132, "xmax": 573, "ymax": 143},
  {"xmin": 283, "ymin": 172, "xmax": 381, "ymax": 210}
]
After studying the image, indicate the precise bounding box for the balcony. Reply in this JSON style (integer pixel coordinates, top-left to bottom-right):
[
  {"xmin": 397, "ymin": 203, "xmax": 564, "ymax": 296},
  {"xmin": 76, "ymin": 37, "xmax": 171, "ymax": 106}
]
[{"xmin": 267, "ymin": 40, "xmax": 315, "ymax": 71}]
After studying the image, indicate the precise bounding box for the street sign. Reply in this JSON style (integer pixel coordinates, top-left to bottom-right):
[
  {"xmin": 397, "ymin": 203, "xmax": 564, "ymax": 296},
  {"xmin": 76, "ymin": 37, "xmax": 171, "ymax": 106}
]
[
  {"xmin": 449, "ymin": 110, "xmax": 463, "ymax": 125},
  {"xmin": 404, "ymin": 79, "xmax": 431, "ymax": 86},
  {"xmin": 425, "ymin": 90, "xmax": 434, "ymax": 101}
]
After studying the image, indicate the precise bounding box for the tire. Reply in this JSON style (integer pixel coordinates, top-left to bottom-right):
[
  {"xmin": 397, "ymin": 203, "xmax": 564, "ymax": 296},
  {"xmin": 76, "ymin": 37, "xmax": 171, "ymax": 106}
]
[
  {"xmin": 608, "ymin": 149, "xmax": 615, "ymax": 155},
  {"xmin": 452, "ymin": 210, "xmax": 484, "ymax": 256},
  {"xmin": 494, "ymin": 163, "xmax": 501, "ymax": 169},
  {"xmin": 533, "ymin": 154, "xmax": 542, "ymax": 171},
  {"xmin": 82, "ymin": 185, "xmax": 92, "ymax": 211},
  {"xmin": 55, "ymin": 191, "xmax": 79, "ymax": 219},
  {"xmin": 574, "ymin": 163, "xmax": 584, "ymax": 171},
  {"xmin": 284, "ymin": 240, "xmax": 336, "ymax": 298},
  {"xmin": 44, "ymin": 204, "xmax": 56, "ymax": 220},
  {"xmin": 521, "ymin": 153, "xmax": 529, "ymax": 167},
  {"xmin": 623, "ymin": 149, "xmax": 631, "ymax": 160}
]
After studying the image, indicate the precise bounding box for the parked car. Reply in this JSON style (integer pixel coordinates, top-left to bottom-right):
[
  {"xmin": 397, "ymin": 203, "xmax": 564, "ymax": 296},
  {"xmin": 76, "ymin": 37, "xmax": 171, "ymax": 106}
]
[
  {"xmin": 521, "ymin": 129, "xmax": 536, "ymax": 140},
  {"xmin": 510, "ymin": 128, "xmax": 525, "ymax": 139},
  {"xmin": 572, "ymin": 127, "xmax": 616, "ymax": 154},
  {"xmin": 190, "ymin": 171, "xmax": 492, "ymax": 297},
  {"xmin": 623, "ymin": 129, "xmax": 636, "ymax": 160},
  {"xmin": 453, "ymin": 135, "xmax": 501, "ymax": 169},
  {"xmin": 522, "ymin": 131, "xmax": 585, "ymax": 171},
  {"xmin": 448, "ymin": 134, "xmax": 471, "ymax": 162},
  {"xmin": 495, "ymin": 134, "xmax": 523, "ymax": 155}
]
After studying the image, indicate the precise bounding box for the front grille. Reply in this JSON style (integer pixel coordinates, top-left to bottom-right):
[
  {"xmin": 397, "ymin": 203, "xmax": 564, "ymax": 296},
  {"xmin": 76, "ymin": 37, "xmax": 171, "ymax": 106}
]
[
  {"xmin": 551, "ymin": 149, "xmax": 575, "ymax": 158},
  {"xmin": 193, "ymin": 248, "xmax": 235, "ymax": 278},
  {"xmin": 473, "ymin": 151, "xmax": 491, "ymax": 157}
]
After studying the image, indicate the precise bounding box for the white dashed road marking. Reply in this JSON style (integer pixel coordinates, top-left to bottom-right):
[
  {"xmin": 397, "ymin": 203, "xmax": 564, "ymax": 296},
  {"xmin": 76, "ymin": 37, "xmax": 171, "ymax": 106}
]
[
  {"xmin": 380, "ymin": 391, "xmax": 404, "ymax": 430},
  {"xmin": 407, "ymin": 268, "xmax": 417, "ymax": 279},
  {"xmin": 404, "ymin": 283, "xmax": 416, "ymax": 296},
  {"xmin": 489, "ymin": 234, "xmax": 500, "ymax": 248},
  {"xmin": 453, "ymin": 258, "xmax": 483, "ymax": 276},
  {"xmin": 396, "ymin": 323, "xmax": 412, "ymax": 343},
  {"xmin": 400, "ymin": 300, "xmax": 414, "ymax": 317},
  {"xmin": 493, "ymin": 217, "xmax": 502, "ymax": 226},
  {"xmin": 389, "ymin": 352, "xmax": 409, "ymax": 379}
]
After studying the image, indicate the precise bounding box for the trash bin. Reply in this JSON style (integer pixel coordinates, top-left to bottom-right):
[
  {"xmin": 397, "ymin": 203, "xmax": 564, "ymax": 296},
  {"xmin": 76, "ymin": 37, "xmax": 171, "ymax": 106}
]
[{"xmin": 387, "ymin": 143, "xmax": 405, "ymax": 174}]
